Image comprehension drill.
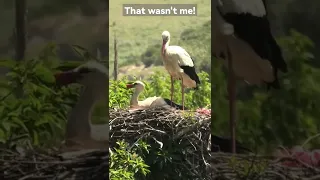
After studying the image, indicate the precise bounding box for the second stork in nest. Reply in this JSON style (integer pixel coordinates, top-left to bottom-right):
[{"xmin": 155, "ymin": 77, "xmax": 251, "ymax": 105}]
[{"xmin": 126, "ymin": 80, "xmax": 188, "ymax": 111}]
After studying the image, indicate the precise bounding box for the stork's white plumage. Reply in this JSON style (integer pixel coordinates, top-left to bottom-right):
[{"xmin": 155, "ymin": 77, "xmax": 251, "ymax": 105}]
[
  {"xmin": 126, "ymin": 81, "xmax": 187, "ymax": 111},
  {"xmin": 212, "ymin": 0, "xmax": 288, "ymax": 153},
  {"xmin": 54, "ymin": 60, "xmax": 108, "ymax": 150},
  {"xmin": 161, "ymin": 31, "xmax": 200, "ymax": 110}
]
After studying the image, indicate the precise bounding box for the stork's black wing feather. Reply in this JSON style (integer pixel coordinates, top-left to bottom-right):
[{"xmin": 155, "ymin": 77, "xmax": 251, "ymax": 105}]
[
  {"xmin": 163, "ymin": 98, "xmax": 188, "ymax": 110},
  {"xmin": 179, "ymin": 57, "xmax": 201, "ymax": 89},
  {"xmin": 211, "ymin": 135, "xmax": 252, "ymax": 154},
  {"xmin": 262, "ymin": 0, "xmax": 268, "ymax": 15}
]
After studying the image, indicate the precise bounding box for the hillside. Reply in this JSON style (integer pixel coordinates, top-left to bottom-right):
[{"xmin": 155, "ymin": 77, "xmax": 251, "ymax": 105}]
[{"xmin": 109, "ymin": 0, "xmax": 211, "ymax": 68}]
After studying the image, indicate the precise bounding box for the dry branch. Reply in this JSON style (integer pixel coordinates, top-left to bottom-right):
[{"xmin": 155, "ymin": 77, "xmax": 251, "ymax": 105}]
[
  {"xmin": 0, "ymin": 148, "xmax": 107, "ymax": 180},
  {"xmin": 113, "ymin": 32, "xmax": 118, "ymax": 81}
]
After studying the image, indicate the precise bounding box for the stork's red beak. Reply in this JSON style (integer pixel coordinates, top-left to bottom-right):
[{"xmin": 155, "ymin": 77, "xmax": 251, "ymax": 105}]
[
  {"xmin": 126, "ymin": 84, "xmax": 134, "ymax": 89},
  {"xmin": 54, "ymin": 71, "xmax": 81, "ymax": 86}
]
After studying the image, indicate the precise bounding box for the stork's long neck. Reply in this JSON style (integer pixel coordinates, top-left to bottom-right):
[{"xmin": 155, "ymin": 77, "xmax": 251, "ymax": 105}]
[
  {"xmin": 66, "ymin": 85, "xmax": 100, "ymax": 139},
  {"xmin": 162, "ymin": 39, "xmax": 170, "ymax": 56},
  {"xmin": 130, "ymin": 89, "xmax": 142, "ymax": 107}
]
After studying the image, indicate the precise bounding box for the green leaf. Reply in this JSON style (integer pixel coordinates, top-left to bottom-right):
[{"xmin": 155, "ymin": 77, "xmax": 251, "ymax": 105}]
[
  {"xmin": 35, "ymin": 116, "xmax": 50, "ymax": 127},
  {"xmin": 22, "ymin": 106, "xmax": 32, "ymax": 113},
  {"xmin": 34, "ymin": 64, "xmax": 55, "ymax": 83},
  {"xmin": 0, "ymin": 129, "xmax": 6, "ymax": 143},
  {"xmin": 0, "ymin": 60, "xmax": 16, "ymax": 68},
  {"xmin": 12, "ymin": 117, "xmax": 29, "ymax": 132},
  {"xmin": 33, "ymin": 130, "xmax": 39, "ymax": 145},
  {"xmin": 2, "ymin": 122, "xmax": 11, "ymax": 132},
  {"xmin": 5, "ymin": 72, "xmax": 18, "ymax": 79}
]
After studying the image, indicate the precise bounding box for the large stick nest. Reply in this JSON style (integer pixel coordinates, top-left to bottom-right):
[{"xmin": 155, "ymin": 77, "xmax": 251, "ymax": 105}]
[
  {"xmin": 0, "ymin": 148, "xmax": 107, "ymax": 179},
  {"xmin": 109, "ymin": 108, "xmax": 212, "ymax": 179}
]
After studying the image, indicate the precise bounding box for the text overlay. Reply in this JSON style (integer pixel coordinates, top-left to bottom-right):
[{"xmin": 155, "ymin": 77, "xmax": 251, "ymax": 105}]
[{"xmin": 123, "ymin": 4, "xmax": 197, "ymax": 16}]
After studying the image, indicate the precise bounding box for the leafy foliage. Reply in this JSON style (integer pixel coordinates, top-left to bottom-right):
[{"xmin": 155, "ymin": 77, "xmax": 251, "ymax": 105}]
[
  {"xmin": 0, "ymin": 57, "xmax": 80, "ymax": 148},
  {"xmin": 258, "ymin": 30, "xmax": 320, "ymax": 149},
  {"xmin": 110, "ymin": 140, "xmax": 150, "ymax": 180},
  {"xmin": 0, "ymin": 43, "xmax": 108, "ymax": 148}
]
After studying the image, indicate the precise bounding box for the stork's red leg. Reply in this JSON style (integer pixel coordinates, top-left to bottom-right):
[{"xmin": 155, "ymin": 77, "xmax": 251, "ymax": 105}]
[
  {"xmin": 170, "ymin": 76, "xmax": 174, "ymax": 106},
  {"xmin": 181, "ymin": 78, "xmax": 184, "ymax": 111}
]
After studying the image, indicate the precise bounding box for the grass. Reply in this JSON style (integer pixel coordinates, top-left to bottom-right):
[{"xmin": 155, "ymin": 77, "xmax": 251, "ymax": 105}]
[{"xmin": 109, "ymin": 0, "xmax": 211, "ymax": 67}]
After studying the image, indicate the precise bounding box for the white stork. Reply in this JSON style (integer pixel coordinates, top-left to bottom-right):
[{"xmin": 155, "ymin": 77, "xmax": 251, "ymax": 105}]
[
  {"xmin": 161, "ymin": 31, "xmax": 201, "ymax": 111},
  {"xmin": 54, "ymin": 61, "xmax": 109, "ymax": 151},
  {"xmin": 126, "ymin": 80, "xmax": 188, "ymax": 111},
  {"xmin": 212, "ymin": 0, "xmax": 288, "ymax": 153}
]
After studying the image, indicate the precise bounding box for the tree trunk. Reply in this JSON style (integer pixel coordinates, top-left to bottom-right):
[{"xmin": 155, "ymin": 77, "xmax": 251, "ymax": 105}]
[
  {"xmin": 113, "ymin": 32, "xmax": 118, "ymax": 81},
  {"xmin": 14, "ymin": 0, "xmax": 27, "ymax": 98},
  {"xmin": 15, "ymin": 0, "xmax": 27, "ymax": 61}
]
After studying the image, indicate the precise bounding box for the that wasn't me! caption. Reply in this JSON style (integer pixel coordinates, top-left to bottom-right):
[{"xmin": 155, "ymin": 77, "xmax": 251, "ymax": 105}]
[{"xmin": 123, "ymin": 4, "xmax": 197, "ymax": 16}]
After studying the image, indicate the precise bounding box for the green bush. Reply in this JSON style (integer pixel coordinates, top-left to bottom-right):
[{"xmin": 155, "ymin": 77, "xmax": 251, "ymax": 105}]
[
  {"xmin": 0, "ymin": 58, "xmax": 80, "ymax": 148},
  {"xmin": 110, "ymin": 140, "xmax": 150, "ymax": 180},
  {"xmin": 0, "ymin": 43, "xmax": 106, "ymax": 148}
]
